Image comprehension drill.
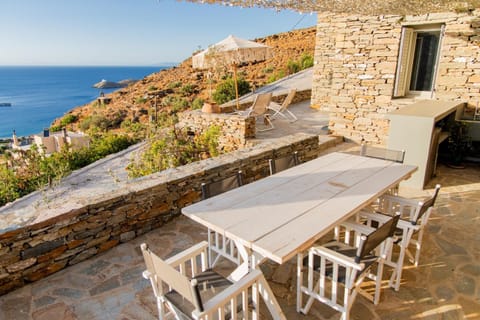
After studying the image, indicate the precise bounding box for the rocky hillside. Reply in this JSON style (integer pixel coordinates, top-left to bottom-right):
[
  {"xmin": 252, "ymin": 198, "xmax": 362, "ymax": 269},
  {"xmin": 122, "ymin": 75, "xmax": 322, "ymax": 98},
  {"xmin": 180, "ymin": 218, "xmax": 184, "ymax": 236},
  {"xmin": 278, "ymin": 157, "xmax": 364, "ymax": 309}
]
[{"xmin": 54, "ymin": 26, "xmax": 316, "ymax": 133}]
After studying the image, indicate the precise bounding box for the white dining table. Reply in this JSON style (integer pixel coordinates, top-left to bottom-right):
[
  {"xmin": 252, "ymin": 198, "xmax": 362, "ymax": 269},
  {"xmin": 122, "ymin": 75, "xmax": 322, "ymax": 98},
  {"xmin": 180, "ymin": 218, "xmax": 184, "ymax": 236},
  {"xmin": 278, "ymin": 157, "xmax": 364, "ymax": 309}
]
[{"xmin": 182, "ymin": 152, "xmax": 417, "ymax": 318}]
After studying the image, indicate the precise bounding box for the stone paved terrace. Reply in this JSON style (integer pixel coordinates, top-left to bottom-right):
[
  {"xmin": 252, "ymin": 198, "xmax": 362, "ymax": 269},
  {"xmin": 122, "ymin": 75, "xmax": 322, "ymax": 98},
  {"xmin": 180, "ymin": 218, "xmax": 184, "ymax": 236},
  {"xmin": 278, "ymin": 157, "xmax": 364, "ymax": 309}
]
[{"xmin": 0, "ymin": 140, "xmax": 479, "ymax": 320}]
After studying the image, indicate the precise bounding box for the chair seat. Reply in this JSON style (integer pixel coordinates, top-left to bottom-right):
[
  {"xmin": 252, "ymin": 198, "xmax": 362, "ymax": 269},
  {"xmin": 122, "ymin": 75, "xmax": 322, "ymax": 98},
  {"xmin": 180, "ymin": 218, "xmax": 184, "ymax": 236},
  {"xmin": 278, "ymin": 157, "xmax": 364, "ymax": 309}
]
[
  {"xmin": 165, "ymin": 269, "xmax": 232, "ymax": 318},
  {"xmin": 303, "ymin": 241, "xmax": 377, "ymax": 284}
]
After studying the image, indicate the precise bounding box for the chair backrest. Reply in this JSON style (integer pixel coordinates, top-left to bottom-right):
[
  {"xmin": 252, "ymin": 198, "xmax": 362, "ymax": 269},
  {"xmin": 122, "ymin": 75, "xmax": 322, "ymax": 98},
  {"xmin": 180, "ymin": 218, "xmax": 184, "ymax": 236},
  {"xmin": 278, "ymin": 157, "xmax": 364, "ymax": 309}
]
[
  {"xmin": 269, "ymin": 151, "xmax": 299, "ymax": 175},
  {"xmin": 280, "ymin": 89, "xmax": 296, "ymax": 110},
  {"xmin": 412, "ymin": 184, "xmax": 441, "ymax": 225},
  {"xmin": 355, "ymin": 214, "xmax": 400, "ymax": 263},
  {"xmin": 248, "ymin": 92, "xmax": 272, "ymax": 117},
  {"xmin": 474, "ymin": 101, "xmax": 480, "ymax": 120},
  {"xmin": 141, "ymin": 243, "xmax": 203, "ymax": 311},
  {"xmin": 360, "ymin": 144, "xmax": 405, "ymax": 163},
  {"xmin": 201, "ymin": 170, "xmax": 243, "ymax": 200}
]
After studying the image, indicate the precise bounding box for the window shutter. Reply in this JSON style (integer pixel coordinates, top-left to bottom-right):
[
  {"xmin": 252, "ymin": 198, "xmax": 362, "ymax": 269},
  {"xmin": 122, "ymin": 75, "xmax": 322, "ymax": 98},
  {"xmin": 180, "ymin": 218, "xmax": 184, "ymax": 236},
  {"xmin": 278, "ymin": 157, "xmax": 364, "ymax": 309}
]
[
  {"xmin": 429, "ymin": 24, "xmax": 445, "ymax": 99},
  {"xmin": 394, "ymin": 27, "xmax": 415, "ymax": 97}
]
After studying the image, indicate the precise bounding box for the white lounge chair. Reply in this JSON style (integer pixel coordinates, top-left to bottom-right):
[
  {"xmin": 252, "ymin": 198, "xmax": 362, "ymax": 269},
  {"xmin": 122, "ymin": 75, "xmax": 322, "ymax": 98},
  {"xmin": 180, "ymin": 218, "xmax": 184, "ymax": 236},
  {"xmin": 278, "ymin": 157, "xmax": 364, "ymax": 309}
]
[
  {"xmin": 237, "ymin": 92, "xmax": 274, "ymax": 131},
  {"xmin": 267, "ymin": 89, "xmax": 298, "ymax": 122}
]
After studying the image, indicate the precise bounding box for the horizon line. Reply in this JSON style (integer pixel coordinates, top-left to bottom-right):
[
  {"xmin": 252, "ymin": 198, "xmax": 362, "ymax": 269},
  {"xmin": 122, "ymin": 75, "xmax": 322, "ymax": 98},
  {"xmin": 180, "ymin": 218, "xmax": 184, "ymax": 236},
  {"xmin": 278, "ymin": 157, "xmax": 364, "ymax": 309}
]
[{"xmin": 0, "ymin": 63, "xmax": 179, "ymax": 67}]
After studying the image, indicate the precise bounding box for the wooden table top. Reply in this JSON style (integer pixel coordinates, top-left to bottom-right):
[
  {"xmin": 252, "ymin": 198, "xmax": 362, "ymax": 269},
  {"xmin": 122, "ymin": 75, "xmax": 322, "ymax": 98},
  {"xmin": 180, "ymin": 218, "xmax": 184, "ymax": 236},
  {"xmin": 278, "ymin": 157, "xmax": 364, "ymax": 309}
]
[{"xmin": 183, "ymin": 152, "xmax": 417, "ymax": 264}]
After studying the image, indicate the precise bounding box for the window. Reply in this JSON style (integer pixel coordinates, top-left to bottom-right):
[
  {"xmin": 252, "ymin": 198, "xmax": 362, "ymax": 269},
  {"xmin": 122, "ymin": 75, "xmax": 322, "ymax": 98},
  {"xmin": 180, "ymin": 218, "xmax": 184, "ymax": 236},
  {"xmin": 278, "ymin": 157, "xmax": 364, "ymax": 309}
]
[{"xmin": 394, "ymin": 24, "xmax": 444, "ymax": 98}]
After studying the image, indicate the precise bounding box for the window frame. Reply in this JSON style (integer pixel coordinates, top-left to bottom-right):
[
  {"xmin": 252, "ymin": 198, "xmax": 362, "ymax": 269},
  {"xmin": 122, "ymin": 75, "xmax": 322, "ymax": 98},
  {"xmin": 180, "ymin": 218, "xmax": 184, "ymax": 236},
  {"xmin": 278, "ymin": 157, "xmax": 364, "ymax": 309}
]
[{"xmin": 393, "ymin": 23, "xmax": 445, "ymax": 99}]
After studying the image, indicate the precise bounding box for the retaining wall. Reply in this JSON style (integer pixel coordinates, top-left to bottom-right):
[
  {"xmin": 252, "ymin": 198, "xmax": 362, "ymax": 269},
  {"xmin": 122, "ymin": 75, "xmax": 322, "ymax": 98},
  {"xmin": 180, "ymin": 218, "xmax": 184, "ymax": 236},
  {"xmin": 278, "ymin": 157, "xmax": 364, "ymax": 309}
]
[{"xmin": 0, "ymin": 133, "xmax": 341, "ymax": 295}]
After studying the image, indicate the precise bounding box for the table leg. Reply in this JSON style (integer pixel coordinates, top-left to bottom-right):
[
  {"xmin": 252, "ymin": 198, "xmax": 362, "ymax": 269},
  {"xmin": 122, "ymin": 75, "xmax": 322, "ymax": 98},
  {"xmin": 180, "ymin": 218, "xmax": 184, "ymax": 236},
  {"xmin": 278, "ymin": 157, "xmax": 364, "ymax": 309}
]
[
  {"xmin": 229, "ymin": 240, "xmax": 286, "ymax": 319},
  {"xmin": 258, "ymin": 276, "xmax": 287, "ymax": 320}
]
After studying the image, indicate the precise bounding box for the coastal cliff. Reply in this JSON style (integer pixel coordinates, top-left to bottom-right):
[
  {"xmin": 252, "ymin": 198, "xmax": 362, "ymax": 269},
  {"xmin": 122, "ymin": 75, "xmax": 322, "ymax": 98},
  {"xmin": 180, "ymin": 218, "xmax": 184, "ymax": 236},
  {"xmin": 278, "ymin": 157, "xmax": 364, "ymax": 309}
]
[{"xmin": 53, "ymin": 26, "xmax": 316, "ymax": 132}]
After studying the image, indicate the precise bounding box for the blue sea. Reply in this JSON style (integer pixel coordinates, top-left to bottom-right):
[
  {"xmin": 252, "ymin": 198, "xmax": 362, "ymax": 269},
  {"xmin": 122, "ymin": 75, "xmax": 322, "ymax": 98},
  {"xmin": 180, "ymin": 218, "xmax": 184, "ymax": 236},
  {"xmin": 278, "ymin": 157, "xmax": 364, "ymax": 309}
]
[{"xmin": 0, "ymin": 66, "xmax": 164, "ymax": 138}]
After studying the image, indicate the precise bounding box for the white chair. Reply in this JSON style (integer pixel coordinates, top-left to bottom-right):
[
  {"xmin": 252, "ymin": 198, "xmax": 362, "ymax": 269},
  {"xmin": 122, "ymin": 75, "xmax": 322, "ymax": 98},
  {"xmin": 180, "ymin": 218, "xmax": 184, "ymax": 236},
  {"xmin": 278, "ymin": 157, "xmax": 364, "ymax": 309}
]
[
  {"xmin": 141, "ymin": 241, "xmax": 265, "ymax": 320},
  {"xmin": 268, "ymin": 151, "xmax": 299, "ymax": 175},
  {"xmin": 359, "ymin": 184, "xmax": 441, "ymax": 291},
  {"xmin": 267, "ymin": 89, "xmax": 298, "ymax": 122},
  {"xmin": 201, "ymin": 171, "xmax": 243, "ymax": 267},
  {"xmin": 237, "ymin": 92, "xmax": 274, "ymax": 131},
  {"xmin": 297, "ymin": 214, "xmax": 400, "ymax": 320}
]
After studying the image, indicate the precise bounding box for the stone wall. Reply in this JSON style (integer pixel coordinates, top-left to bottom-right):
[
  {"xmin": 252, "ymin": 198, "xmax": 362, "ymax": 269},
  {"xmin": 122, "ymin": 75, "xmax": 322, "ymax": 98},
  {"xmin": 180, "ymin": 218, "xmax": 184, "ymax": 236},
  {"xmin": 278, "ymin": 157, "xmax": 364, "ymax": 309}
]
[
  {"xmin": 311, "ymin": 10, "xmax": 480, "ymax": 144},
  {"xmin": 0, "ymin": 133, "xmax": 340, "ymax": 296},
  {"xmin": 177, "ymin": 111, "xmax": 255, "ymax": 150}
]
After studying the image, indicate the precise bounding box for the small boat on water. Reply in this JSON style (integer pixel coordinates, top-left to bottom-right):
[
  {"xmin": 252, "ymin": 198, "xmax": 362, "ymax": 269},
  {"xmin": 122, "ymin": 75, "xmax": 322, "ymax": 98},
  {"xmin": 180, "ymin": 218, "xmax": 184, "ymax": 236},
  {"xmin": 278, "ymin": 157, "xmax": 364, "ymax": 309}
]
[{"xmin": 0, "ymin": 103, "xmax": 12, "ymax": 107}]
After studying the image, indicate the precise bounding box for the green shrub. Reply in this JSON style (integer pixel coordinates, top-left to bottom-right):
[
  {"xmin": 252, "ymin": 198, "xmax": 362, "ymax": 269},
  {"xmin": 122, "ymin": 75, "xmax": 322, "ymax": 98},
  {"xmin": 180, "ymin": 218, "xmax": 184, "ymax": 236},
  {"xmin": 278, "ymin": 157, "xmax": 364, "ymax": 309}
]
[
  {"xmin": 212, "ymin": 77, "xmax": 251, "ymax": 105},
  {"xmin": 60, "ymin": 114, "xmax": 78, "ymax": 126},
  {"xmin": 263, "ymin": 66, "xmax": 274, "ymax": 74},
  {"xmin": 79, "ymin": 114, "xmax": 111, "ymax": 132},
  {"xmin": 192, "ymin": 98, "xmax": 205, "ymax": 110},
  {"xmin": 127, "ymin": 126, "xmax": 222, "ymax": 178},
  {"xmin": 162, "ymin": 95, "xmax": 189, "ymax": 113},
  {"xmin": 168, "ymin": 81, "xmax": 182, "ymax": 89},
  {"xmin": 267, "ymin": 70, "xmax": 286, "ymax": 84},
  {"xmin": 300, "ymin": 53, "xmax": 314, "ymax": 69},
  {"xmin": 50, "ymin": 125, "xmax": 62, "ymax": 132},
  {"xmin": 180, "ymin": 84, "xmax": 195, "ymax": 96},
  {"xmin": 0, "ymin": 134, "xmax": 137, "ymax": 206},
  {"xmin": 135, "ymin": 97, "xmax": 147, "ymax": 104},
  {"xmin": 0, "ymin": 166, "xmax": 20, "ymax": 207},
  {"xmin": 148, "ymin": 85, "xmax": 158, "ymax": 91},
  {"xmin": 121, "ymin": 120, "xmax": 147, "ymax": 138},
  {"xmin": 287, "ymin": 59, "xmax": 301, "ymax": 75}
]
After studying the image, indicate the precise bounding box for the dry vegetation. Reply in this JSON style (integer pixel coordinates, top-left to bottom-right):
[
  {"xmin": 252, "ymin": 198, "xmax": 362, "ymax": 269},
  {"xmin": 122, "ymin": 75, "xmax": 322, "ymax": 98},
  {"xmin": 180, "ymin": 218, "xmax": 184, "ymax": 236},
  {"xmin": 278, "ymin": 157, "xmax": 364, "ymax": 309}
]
[{"xmin": 52, "ymin": 26, "xmax": 316, "ymax": 133}]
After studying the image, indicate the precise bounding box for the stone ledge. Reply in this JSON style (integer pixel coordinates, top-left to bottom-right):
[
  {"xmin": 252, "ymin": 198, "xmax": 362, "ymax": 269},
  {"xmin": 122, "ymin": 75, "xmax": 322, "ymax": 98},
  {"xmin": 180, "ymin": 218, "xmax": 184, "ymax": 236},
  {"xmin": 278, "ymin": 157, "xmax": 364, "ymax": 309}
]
[{"xmin": 0, "ymin": 132, "xmax": 342, "ymax": 296}]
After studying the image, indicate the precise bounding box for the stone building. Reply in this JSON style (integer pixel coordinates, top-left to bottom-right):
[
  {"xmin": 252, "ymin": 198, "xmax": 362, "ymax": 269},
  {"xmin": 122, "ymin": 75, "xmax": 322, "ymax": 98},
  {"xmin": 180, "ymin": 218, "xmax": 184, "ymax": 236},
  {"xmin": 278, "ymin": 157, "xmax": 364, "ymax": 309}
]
[
  {"xmin": 310, "ymin": 10, "xmax": 479, "ymax": 144},
  {"xmin": 12, "ymin": 128, "xmax": 90, "ymax": 155}
]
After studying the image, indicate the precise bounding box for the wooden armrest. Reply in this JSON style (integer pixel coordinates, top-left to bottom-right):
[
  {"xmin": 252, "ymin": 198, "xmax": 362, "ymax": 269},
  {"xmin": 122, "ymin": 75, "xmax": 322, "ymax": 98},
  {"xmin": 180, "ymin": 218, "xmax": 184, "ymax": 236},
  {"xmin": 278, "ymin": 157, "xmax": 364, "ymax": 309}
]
[
  {"xmin": 380, "ymin": 194, "xmax": 419, "ymax": 207},
  {"xmin": 341, "ymin": 220, "xmax": 376, "ymax": 235},
  {"xmin": 197, "ymin": 269, "xmax": 263, "ymax": 314},
  {"xmin": 396, "ymin": 218, "xmax": 421, "ymax": 231},
  {"xmin": 309, "ymin": 245, "xmax": 363, "ymax": 271},
  {"xmin": 359, "ymin": 210, "xmax": 393, "ymax": 224},
  {"xmin": 361, "ymin": 211, "xmax": 420, "ymax": 231},
  {"xmin": 165, "ymin": 241, "xmax": 209, "ymax": 267}
]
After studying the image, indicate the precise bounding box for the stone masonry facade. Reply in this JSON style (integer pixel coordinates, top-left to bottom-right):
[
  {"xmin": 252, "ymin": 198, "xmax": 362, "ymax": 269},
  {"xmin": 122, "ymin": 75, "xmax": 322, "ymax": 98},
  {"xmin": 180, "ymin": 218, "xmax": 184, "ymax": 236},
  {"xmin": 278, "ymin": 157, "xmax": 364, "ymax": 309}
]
[
  {"xmin": 311, "ymin": 10, "xmax": 480, "ymax": 144},
  {"xmin": 0, "ymin": 133, "xmax": 340, "ymax": 296}
]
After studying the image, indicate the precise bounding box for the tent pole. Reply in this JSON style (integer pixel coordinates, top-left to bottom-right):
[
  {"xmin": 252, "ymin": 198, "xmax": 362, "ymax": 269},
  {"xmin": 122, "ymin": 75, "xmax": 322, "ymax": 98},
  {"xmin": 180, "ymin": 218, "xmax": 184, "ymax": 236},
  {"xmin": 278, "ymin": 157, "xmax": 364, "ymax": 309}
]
[{"xmin": 233, "ymin": 63, "xmax": 239, "ymax": 110}]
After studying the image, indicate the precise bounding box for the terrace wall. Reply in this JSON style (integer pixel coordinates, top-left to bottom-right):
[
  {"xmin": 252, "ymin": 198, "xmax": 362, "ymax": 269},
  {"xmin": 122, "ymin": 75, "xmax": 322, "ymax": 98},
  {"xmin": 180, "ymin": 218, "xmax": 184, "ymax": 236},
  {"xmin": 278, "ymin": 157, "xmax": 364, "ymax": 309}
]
[
  {"xmin": 177, "ymin": 111, "xmax": 255, "ymax": 150},
  {"xmin": 311, "ymin": 10, "xmax": 480, "ymax": 144},
  {"xmin": 0, "ymin": 133, "xmax": 341, "ymax": 295}
]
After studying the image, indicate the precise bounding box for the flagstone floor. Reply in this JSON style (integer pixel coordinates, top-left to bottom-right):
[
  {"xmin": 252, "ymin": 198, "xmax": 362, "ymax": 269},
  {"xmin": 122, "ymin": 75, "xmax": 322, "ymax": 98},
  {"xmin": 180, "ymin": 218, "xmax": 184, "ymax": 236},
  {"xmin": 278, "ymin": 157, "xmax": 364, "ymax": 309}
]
[{"xmin": 0, "ymin": 143, "xmax": 479, "ymax": 320}]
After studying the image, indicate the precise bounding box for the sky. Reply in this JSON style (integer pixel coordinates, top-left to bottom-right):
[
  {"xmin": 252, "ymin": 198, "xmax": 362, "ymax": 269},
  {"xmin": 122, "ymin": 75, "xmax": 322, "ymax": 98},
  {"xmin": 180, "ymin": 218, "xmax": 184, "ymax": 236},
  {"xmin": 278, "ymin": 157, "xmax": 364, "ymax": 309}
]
[{"xmin": 0, "ymin": 0, "xmax": 317, "ymax": 66}]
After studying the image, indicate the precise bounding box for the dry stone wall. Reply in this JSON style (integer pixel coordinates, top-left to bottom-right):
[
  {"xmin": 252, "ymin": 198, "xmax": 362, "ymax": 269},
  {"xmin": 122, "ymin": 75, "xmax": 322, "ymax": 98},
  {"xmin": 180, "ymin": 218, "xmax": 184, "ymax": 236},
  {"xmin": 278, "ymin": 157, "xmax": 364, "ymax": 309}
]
[
  {"xmin": 311, "ymin": 10, "xmax": 480, "ymax": 144},
  {"xmin": 177, "ymin": 111, "xmax": 255, "ymax": 150},
  {"xmin": 0, "ymin": 133, "xmax": 339, "ymax": 296}
]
